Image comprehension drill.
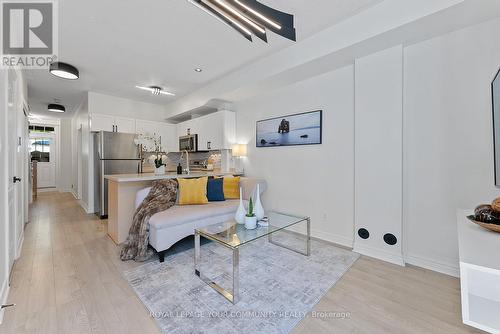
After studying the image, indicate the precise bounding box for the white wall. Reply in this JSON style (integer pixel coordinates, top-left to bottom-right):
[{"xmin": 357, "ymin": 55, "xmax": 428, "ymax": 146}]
[
  {"xmin": 403, "ymin": 18, "xmax": 500, "ymax": 275},
  {"xmin": 59, "ymin": 119, "xmax": 73, "ymax": 192},
  {"xmin": 354, "ymin": 45, "xmax": 404, "ymax": 266},
  {"xmin": 234, "ymin": 18, "xmax": 500, "ymax": 277},
  {"xmin": 235, "ymin": 66, "xmax": 355, "ymax": 247},
  {"xmin": 88, "ymin": 92, "xmax": 166, "ymax": 122},
  {"xmin": 72, "ymin": 94, "xmax": 93, "ymax": 212}
]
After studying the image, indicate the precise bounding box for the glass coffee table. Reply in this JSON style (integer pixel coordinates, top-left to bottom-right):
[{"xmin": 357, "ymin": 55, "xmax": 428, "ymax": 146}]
[{"xmin": 194, "ymin": 211, "xmax": 310, "ymax": 304}]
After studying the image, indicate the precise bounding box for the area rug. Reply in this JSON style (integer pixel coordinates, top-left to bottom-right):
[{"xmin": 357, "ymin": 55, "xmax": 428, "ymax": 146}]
[{"xmin": 123, "ymin": 232, "xmax": 359, "ymax": 334}]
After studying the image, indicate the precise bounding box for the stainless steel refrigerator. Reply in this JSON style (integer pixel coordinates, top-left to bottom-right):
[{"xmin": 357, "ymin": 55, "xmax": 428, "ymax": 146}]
[{"xmin": 93, "ymin": 131, "xmax": 141, "ymax": 218}]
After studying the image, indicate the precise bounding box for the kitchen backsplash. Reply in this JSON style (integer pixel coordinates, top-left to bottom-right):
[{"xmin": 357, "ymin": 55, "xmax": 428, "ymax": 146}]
[{"xmin": 142, "ymin": 150, "xmax": 222, "ymax": 173}]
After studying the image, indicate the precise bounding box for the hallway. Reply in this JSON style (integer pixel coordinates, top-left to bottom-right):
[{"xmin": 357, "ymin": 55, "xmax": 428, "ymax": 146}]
[{"xmin": 0, "ymin": 192, "xmax": 159, "ymax": 334}]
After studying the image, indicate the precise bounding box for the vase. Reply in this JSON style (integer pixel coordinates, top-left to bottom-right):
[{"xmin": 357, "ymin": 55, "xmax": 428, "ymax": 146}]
[
  {"xmin": 254, "ymin": 183, "xmax": 265, "ymax": 221},
  {"xmin": 154, "ymin": 165, "xmax": 165, "ymax": 175},
  {"xmin": 245, "ymin": 216, "xmax": 257, "ymax": 230},
  {"xmin": 235, "ymin": 187, "xmax": 246, "ymax": 224}
]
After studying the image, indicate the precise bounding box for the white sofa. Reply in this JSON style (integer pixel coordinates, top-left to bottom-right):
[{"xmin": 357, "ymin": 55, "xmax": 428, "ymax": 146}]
[{"xmin": 135, "ymin": 177, "xmax": 267, "ymax": 262}]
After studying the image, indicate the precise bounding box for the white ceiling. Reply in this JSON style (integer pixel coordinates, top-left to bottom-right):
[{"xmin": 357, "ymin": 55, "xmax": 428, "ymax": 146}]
[{"xmin": 26, "ymin": 0, "xmax": 382, "ymax": 118}]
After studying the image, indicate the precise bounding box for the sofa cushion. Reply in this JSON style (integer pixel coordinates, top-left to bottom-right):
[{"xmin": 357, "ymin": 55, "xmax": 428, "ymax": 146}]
[
  {"xmin": 222, "ymin": 176, "xmax": 240, "ymax": 199},
  {"xmin": 207, "ymin": 178, "xmax": 225, "ymax": 202},
  {"xmin": 149, "ymin": 199, "xmax": 246, "ymax": 231},
  {"xmin": 177, "ymin": 177, "xmax": 209, "ymax": 205}
]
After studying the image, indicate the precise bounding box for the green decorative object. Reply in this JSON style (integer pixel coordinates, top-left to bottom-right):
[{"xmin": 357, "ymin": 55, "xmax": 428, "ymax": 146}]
[{"xmin": 246, "ymin": 197, "xmax": 255, "ymax": 217}]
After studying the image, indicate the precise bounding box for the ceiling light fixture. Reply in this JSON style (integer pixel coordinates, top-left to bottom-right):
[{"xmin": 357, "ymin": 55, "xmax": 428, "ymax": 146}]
[
  {"xmin": 48, "ymin": 103, "xmax": 65, "ymax": 113},
  {"xmin": 195, "ymin": 68, "xmax": 203, "ymax": 72},
  {"xmin": 188, "ymin": 0, "xmax": 296, "ymax": 42},
  {"xmin": 233, "ymin": 0, "xmax": 281, "ymax": 30},
  {"xmin": 214, "ymin": 0, "xmax": 265, "ymax": 34},
  {"xmin": 135, "ymin": 85, "xmax": 175, "ymax": 96},
  {"xmin": 201, "ymin": 0, "xmax": 252, "ymax": 36},
  {"xmin": 49, "ymin": 62, "xmax": 79, "ymax": 80}
]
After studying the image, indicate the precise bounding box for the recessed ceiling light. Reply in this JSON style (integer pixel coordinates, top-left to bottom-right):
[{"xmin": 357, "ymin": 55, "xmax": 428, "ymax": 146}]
[
  {"xmin": 195, "ymin": 68, "xmax": 203, "ymax": 72},
  {"xmin": 49, "ymin": 62, "xmax": 79, "ymax": 80},
  {"xmin": 48, "ymin": 103, "xmax": 65, "ymax": 113},
  {"xmin": 135, "ymin": 85, "xmax": 175, "ymax": 96}
]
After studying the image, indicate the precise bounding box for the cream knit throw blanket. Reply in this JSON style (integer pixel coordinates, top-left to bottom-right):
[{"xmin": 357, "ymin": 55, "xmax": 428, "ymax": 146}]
[{"xmin": 120, "ymin": 179, "xmax": 178, "ymax": 262}]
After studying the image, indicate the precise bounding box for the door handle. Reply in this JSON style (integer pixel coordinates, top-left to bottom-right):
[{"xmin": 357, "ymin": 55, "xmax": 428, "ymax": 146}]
[{"xmin": 13, "ymin": 177, "xmax": 21, "ymax": 183}]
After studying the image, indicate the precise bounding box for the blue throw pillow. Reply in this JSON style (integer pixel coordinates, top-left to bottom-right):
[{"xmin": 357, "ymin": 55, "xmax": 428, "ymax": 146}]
[{"xmin": 207, "ymin": 178, "xmax": 225, "ymax": 202}]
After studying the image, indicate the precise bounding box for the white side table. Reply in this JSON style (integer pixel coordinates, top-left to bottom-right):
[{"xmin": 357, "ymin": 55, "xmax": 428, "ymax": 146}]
[{"xmin": 458, "ymin": 210, "xmax": 500, "ymax": 334}]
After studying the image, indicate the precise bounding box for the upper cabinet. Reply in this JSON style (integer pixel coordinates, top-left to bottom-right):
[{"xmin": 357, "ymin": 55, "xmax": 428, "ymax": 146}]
[
  {"xmin": 91, "ymin": 113, "xmax": 136, "ymax": 134},
  {"xmin": 176, "ymin": 110, "xmax": 235, "ymax": 151},
  {"xmin": 114, "ymin": 117, "xmax": 136, "ymax": 134},
  {"xmin": 136, "ymin": 119, "xmax": 177, "ymax": 153},
  {"xmin": 91, "ymin": 113, "xmax": 115, "ymax": 132}
]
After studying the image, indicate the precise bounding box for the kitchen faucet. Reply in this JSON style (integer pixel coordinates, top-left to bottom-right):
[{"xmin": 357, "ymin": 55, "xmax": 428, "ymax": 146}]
[{"xmin": 180, "ymin": 150, "xmax": 190, "ymax": 174}]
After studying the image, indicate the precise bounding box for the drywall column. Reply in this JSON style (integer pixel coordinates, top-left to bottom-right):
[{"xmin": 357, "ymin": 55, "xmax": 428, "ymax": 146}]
[{"xmin": 354, "ymin": 45, "xmax": 404, "ymax": 266}]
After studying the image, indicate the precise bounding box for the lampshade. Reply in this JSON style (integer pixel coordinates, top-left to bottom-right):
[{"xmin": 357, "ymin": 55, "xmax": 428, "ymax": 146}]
[{"xmin": 232, "ymin": 144, "xmax": 247, "ymax": 157}]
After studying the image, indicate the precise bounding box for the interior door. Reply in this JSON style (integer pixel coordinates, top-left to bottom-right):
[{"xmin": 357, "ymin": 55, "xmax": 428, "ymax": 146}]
[
  {"xmin": 7, "ymin": 71, "xmax": 17, "ymax": 271},
  {"xmin": 30, "ymin": 133, "xmax": 56, "ymax": 188},
  {"xmin": 7, "ymin": 69, "xmax": 25, "ymax": 269}
]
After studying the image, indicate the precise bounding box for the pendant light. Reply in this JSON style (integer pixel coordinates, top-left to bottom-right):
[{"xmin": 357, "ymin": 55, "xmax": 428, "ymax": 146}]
[
  {"xmin": 48, "ymin": 103, "xmax": 65, "ymax": 113},
  {"xmin": 49, "ymin": 62, "xmax": 79, "ymax": 80}
]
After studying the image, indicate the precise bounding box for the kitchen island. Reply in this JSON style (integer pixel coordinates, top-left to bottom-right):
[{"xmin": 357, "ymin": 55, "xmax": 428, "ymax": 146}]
[{"xmin": 105, "ymin": 171, "xmax": 242, "ymax": 244}]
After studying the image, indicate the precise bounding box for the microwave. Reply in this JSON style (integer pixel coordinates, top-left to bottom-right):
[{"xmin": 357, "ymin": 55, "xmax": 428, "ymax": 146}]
[{"xmin": 179, "ymin": 134, "xmax": 198, "ymax": 152}]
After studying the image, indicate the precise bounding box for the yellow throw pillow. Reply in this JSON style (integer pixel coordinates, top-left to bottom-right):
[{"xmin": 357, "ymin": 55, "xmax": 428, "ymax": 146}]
[
  {"xmin": 222, "ymin": 176, "xmax": 240, "ymax": 199},
  {"xmin": 177, "ymin": 177, "xmax": 209, "ymax": 205}
]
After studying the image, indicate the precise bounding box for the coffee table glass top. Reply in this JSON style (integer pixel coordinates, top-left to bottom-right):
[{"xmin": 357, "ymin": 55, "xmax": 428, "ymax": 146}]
[{"xmin": 195, "ymin": 211, "xmax": 308, "ymax": 249}]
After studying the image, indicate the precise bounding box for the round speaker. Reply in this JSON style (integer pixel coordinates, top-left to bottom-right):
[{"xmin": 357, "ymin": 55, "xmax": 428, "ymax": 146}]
[
  {"xmin": 384, "ymin": 233, "xmax": 398, "ymax": 246},
  {"xmin": 358, "ymin": 228, "xmax": 370, "ymax": 240}
]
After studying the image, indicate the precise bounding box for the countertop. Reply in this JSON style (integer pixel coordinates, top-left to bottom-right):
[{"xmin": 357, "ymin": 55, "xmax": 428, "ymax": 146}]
[
  {"xmin": 457, "ymin": 209, "xmax": 500, "ymax": 270},
  {"xmin": 105, "ymin": 171, "xmax": 243, "ymax": 183}
]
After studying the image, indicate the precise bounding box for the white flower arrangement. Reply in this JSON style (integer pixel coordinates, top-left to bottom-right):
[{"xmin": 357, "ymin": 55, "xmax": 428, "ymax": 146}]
[{"xmin": 134, "ymin": 133, "xmax": 166, "ymax": 153}]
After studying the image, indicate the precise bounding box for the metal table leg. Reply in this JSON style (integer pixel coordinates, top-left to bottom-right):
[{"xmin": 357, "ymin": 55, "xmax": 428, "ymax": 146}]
[
  {"xmin": 194, "ymin": 231, "xmax": 240, "ymax": 304},
  {"xmin": 268, "ymin": 218, "xmax": 311, "ymax": 256}
]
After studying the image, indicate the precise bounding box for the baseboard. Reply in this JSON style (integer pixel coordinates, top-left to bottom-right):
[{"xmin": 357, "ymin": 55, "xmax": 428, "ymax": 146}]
[
  {"xmin": 58, "ymin": 188, "xmax": 73, "ymax": 194},
  {"xmin": 311, "ymin": 230, "xmax": 353, "ymax": 249},
  {"xmin": 405, "ymin": 254, "xmax": 459, "ymax": 278},
  {"xmin": 353, "ymin": 243, "xmax": 405, "ymax": 266},
  {"xmin": 70, "ymin": 190, "xmax": 79, "ymax": 200},
  {"xmin": 37, "ymin": 187, "xmax": 57, "ymax": 193},
  {"xmin": 79, "ymin": 200, "xmax": 89, "ymax": 213},
  {"xmin": 0, "ymin": 279, "xmax": 10, "ymax": 324},
  {"xmin": 286, "ymin": 225, "xmax": 353, "ymax": 249},
  {"xmin": 16, "ymin": 232, "xmax": 24, "ymax": 260}
]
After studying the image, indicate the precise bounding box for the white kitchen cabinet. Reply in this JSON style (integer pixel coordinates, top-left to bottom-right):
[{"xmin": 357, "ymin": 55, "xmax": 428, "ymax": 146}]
[
  {"xmin": 161, "ymin": 124, "xmax": 178, "ymax": 153},
  {"xmin": 136, "ymin": 119, "xmax": 177, "ymax": 152},
  {"xmin": 136, "ymin": 119, "xmax": 162, "ymax": 137},
  {"xmin": 91, "ymin": 113, "xmax": 115, "ymax": 132},
  {"xmin": 176, "ymin": 110, "xmax": 235, "ymax": 151},
  {"xmin": 114, "ymin": 117, "xmax": 136, "ymax": 134},
  {"xmin": 91, "ymin": 113, "xmax": 135, "ymax": 134},
  {"xmin": 177, "ymin": 119, "xmax": 198, "ymax": 138},
  {"xmin": 458, "ymin": 211, "xmax": 500, "ymax": 334}
]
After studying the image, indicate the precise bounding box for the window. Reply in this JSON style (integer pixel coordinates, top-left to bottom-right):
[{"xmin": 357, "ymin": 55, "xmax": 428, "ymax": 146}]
[
  {"xmin": 30, "ymin": 138, "xmax": 51, "ymax": 162},
  {"xmin": 29, "ymin": 125, "xmax": 55, "ymax": 133}
]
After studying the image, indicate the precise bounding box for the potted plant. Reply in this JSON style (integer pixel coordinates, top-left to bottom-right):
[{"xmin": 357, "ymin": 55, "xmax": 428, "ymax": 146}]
[
  {"xmin": 245, "ymin": 197, "xmax": 258, "ymax": 230},
  {"xmin": 150, "ymin": 146, "xmax": 167, "ymax": 175}
]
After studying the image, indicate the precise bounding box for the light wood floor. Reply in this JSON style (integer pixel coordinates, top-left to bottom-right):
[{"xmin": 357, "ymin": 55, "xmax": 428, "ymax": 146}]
[{"xmin": 0, "ymin": 192, "xmax": 481, "ymax": 334}]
